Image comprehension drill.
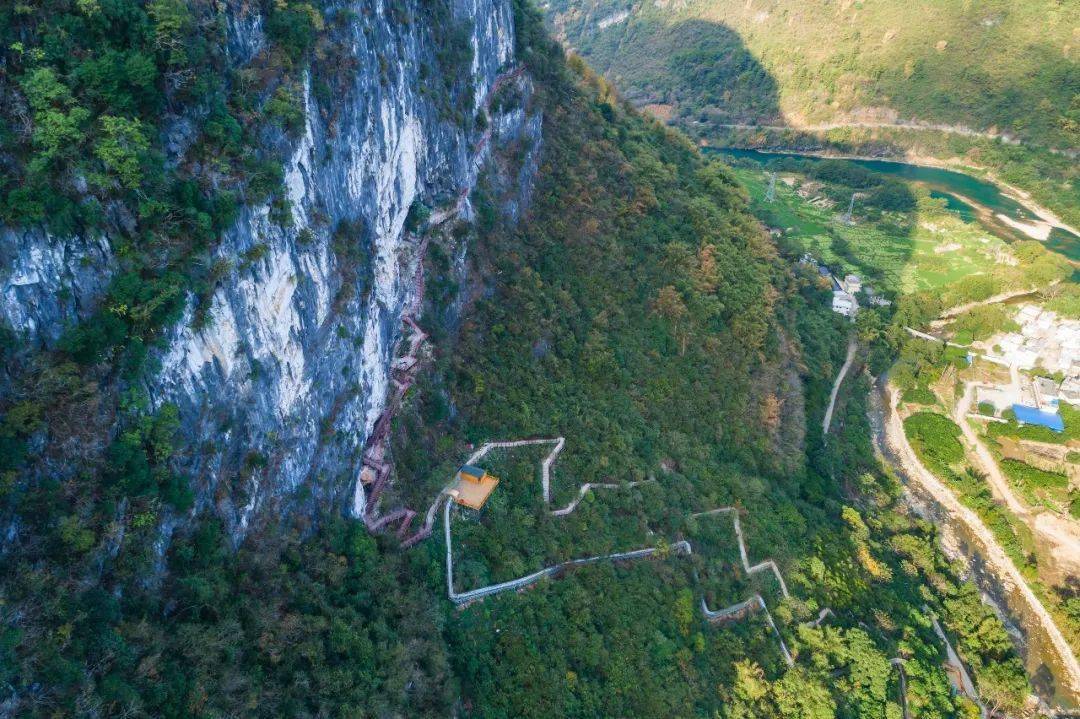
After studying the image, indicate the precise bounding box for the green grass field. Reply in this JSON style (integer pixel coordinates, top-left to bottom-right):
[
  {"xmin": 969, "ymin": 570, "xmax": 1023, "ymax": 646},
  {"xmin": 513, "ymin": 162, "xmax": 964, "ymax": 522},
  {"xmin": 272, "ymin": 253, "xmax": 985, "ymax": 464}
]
[{"xmin": 734, "ymin": 166, "xmax": 1014, "ymax": 296}]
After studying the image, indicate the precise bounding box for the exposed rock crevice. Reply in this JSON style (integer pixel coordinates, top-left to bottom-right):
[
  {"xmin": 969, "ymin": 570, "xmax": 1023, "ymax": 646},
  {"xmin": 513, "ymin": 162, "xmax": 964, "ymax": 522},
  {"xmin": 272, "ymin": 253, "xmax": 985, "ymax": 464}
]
[{"xmin": 0, "ymin": 0, "xmax": 539, "ymax": 545}]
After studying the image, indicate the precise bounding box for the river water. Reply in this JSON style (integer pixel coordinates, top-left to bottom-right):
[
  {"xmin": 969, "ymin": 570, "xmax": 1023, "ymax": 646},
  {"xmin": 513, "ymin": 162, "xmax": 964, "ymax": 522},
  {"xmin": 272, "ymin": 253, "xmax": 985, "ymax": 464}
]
[{"xmin": 715, "ymin": 148, "xmax": 1080, "ymax": 263}]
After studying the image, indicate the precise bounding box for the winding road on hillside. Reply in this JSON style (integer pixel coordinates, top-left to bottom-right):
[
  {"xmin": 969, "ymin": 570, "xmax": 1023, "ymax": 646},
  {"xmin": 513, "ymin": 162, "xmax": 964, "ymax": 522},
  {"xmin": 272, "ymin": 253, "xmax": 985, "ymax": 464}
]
[
  {"xmin": 872, "ymin": 382, "xmax": 1080, "ymax": 698},
  {"xmin": 823, "ymin": 335, "xmax": 858, "ymax": 437},
  {"xmin": 440, "ymin": 438, "xmax": 796, "ymax": 664}
]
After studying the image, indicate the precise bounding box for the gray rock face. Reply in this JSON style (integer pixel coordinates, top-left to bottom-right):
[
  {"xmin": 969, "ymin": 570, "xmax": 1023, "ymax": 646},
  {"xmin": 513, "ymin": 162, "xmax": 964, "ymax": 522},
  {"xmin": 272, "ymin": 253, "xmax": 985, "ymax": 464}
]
[
  {"xmin": 0, "ymin": 228, "xmax": 113, "ymax": 347},
  {"xmin": 0, "ymin": 0, "xmax": 537, "ymax": 542}
]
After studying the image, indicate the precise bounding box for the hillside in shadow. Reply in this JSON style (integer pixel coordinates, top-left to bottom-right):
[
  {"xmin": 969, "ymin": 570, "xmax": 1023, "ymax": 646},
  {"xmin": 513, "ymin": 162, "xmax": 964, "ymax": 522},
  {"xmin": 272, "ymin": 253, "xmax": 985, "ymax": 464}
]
[{"xmin": 563, "ymin": 16, "xmax": 783, "ymax": 127}]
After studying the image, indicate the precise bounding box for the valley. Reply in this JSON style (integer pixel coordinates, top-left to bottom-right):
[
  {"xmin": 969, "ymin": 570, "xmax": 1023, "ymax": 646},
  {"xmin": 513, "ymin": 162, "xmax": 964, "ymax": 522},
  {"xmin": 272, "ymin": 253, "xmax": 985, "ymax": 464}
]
[
  {"xmin": 715, "ymin": 145, "xmax": 1080, "ymax": 710},
  {"xmin": 718, "ymin": 148, "xmax": 1080, "ymax": 261},
  {"xmin": 871, "ymin": 380, "xmax": 1080, "ymax": 709},
  {"xmin": 0, "ymin": 0, "xmax": 1075, "ymax": 717},
  {"xmin": 545, "ymin": 0, "xmax": 1080, "ymax": 228}
]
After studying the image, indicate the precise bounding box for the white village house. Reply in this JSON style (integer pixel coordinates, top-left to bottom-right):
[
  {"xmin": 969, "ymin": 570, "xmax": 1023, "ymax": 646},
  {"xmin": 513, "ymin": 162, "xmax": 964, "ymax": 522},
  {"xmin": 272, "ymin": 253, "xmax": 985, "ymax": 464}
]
[{"xmin": 832, "ymin": 290, "xmax": 857, "ymax": 318}]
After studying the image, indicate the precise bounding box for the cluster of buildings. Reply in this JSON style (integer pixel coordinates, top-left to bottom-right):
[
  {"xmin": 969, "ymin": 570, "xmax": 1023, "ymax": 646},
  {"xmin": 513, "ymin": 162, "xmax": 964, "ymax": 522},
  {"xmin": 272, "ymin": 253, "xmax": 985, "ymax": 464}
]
[
  {"xmin": 986, "ymin": 304, "xmax": 1080, "ymax": 375},
  {"xmin": 975, "ymin": 373, "xmax": 1075, "ymax": 432},
  {"xmin": 798, "ymin": 253, "xmax": 890, "ymax": 320},
  {"xmin": 971, "ymin": 304, "xmax": 1080, "ymax": 432},
  {"xmin": 974, "ymin": 375, "xmax": 1073, "ymax": 432},
  {"xmin": 829, "ymin": 268, "xmax": 860, "ymax": 319}
]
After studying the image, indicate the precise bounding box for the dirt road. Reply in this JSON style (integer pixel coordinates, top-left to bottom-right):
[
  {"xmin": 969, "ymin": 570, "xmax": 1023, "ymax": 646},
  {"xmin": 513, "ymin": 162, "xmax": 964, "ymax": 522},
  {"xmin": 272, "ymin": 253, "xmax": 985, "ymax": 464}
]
[
  {"xmin": 823, "ymin": 335, "xmax": 858, "ymax": 436},
  {"xmin": 929, "ymin": 285, "xmax": 1050, "ymax": 328},
  {"xmin": 876, "ymin": 384, "xmax": 1080, "ymax": 698},
  {"xmin": 954, "ymin": 383, "xmax": 1080, "ymax": 580}
]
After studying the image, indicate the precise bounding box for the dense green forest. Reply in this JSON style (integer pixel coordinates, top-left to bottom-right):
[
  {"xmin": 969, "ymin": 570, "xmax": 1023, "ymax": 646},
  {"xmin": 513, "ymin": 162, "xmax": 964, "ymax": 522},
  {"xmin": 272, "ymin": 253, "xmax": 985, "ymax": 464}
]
[
  {"xmin": 0, "ymin": 1, "xmax": 1040, "ymax": 717},
  {"xmin": 543, "ymin": 0, "xmax": 1080, "ymax": 227},
  {"xmin": 391, "ymin": 5, "xmax": 1031, "ymax": 717}
]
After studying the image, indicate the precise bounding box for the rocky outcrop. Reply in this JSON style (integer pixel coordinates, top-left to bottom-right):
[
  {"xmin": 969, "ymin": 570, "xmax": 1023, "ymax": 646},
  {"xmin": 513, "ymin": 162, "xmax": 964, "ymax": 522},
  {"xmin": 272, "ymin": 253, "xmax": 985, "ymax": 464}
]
[
  {"xmin": 0, "ymin": 0, "xmax": 540, "ymax": 543},
  {"xmin": 0, "ymin": 229, "xmax": 113, "ymax": 347}
]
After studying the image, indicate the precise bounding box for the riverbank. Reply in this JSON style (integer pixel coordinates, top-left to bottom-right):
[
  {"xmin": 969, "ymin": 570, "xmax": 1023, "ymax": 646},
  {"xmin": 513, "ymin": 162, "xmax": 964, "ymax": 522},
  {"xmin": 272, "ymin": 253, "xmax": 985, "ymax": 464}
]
[
  {"xmin": 953, "ymin": 382, "xmax": 1080, "ymax": 584},
  {"xmin": 706, "ymin": 142, "xmax": 1080, "ymax": 244},
  {"xmin": 869, "ymin": 378, "xmax": 1080, "ymax": 709}
]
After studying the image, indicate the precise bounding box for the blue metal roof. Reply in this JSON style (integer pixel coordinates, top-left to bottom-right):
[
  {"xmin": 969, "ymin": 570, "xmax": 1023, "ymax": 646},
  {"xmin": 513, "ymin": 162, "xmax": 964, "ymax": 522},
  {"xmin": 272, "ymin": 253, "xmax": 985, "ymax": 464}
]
[{"xmin": 1011, "ymin": 404, "xmax": 1065, "ymax": 432}]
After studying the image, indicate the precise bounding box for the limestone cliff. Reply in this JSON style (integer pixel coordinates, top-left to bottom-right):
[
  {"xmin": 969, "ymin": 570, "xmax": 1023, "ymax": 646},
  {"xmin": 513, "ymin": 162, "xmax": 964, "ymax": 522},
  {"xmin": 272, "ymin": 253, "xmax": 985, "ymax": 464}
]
[{"xmin": 0, "ymin": 0, "xmax": 540, "ymax": 543}]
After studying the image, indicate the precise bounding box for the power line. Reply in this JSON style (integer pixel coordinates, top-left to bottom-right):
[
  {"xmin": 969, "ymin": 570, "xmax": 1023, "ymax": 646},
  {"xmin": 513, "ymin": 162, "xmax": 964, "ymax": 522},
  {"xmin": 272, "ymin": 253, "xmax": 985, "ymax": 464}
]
[
  {"xmin": 841, "ymin": 192, "xmax": 856, "ymax": 224},
  {"xmin": 765, "ymin": 172, "xmax": 777, "ymax": 202}
]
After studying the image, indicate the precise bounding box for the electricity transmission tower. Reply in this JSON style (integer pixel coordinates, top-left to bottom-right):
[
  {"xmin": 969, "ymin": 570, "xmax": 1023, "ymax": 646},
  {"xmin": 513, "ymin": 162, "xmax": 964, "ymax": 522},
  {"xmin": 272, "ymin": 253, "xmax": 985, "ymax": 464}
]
[
  {"xmin": 841, "ymin": 192, "xmax": 855, "ymax": 224},
  {"xmin": 765, "ymin": 172, "xmax": 777, "ymax": 202}
]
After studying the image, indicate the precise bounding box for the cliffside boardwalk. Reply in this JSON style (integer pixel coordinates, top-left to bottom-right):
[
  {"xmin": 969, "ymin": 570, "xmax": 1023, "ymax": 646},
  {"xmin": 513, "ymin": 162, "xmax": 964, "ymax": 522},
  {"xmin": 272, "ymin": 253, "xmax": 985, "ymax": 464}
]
[
  {"xmin": 697, "ymin": 593, "xmax": 793, "ymax": 666},
  {"xmin": 439, "ymin": 438, "xmax": 795, "ymax": 666},
  {"xmin": 402, "ymin": 436, "xmax": 655, "ymax": 547},
  {"xmin": 811, "ymin": 606, "xmax": 966, "ymax": 716},
  {"xmin": 444, "ymin": 507, "xmax": 693, "ymax": 603},
  {"xmin": 690, "ymin": 507, "xmax": 790, "ymax": 599},
  {"xmin": 354, "ymin": 64, "xmax": 531, "ymax": 542}
]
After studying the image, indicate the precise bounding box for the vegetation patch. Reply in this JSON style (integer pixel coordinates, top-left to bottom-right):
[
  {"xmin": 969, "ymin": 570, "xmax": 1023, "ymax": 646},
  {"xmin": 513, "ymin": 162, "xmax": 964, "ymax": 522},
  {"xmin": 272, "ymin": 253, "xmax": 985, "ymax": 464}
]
[
  {"xmin": 904, "ymin": 412, "xmax": 964, "ymax": 468},
  {"xmin": 999, "ymin": 457, "xmax": 1070, "ymax": 509}
]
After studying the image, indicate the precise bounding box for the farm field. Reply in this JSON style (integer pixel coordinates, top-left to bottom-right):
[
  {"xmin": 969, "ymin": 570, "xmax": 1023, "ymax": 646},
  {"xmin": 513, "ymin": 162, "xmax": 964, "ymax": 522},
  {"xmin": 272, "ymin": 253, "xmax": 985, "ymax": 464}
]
[{"xmin": 733, "ymin": 165, "xmax": 1015, "ymax": 296}]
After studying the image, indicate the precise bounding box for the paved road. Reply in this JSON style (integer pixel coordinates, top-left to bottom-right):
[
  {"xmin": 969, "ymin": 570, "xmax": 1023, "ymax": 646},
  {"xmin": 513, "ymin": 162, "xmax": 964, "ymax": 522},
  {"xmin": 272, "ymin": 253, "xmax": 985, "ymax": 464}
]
[
  {"xmin": 876, "ymin": 384, "xmax": 1080, "ymax": 697},
  {"xmin": 408, "ymin": 437, "xmax": 653, "ymax": 545},
  {"xmin": 699, "ymin": 593, "xmax": 794, "ymax": 666},
  {"xmin": 442, "ymin": 442, "xmax": 795, "ymax": 662},
  {"xmin": 823, "ymin": 335, "xmax": 858, "ymax": 437}
]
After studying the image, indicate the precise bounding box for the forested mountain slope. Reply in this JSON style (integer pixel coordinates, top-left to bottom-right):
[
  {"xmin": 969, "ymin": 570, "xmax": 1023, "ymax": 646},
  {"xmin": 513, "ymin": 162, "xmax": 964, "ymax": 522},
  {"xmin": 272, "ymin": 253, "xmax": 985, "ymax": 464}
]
[
  {"xmin": 545, "ymin": 0, "xmax": 1080, "ymax": 225},
  {"xmin": 0, "ymin": 0, "xmax": 1036, "ymax": 716},
  {"xmin": 0, "ymin": 0, "xmax": 526, "ymax": 542},
  {"xmin": 391, "ymin": 7, "xmax": 1033, "ymax": 717},
  {"xmin": 549, "ymin": 0, "xmax": 1078, "ymax": 149}
]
